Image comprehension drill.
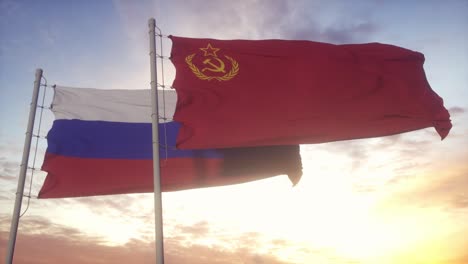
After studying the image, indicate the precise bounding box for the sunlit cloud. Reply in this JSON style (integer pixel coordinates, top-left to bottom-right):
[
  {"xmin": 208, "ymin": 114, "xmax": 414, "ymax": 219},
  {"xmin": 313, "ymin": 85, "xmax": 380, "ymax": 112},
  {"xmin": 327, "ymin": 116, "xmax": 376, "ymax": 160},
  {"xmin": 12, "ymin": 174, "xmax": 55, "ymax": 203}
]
[
  {"xmin": 381, "ymin": 166, "xmax": 468, "ymax": 211},
  {"xmin": 0, "ymin": 216, "xmax": 301, "ymax": 264}
]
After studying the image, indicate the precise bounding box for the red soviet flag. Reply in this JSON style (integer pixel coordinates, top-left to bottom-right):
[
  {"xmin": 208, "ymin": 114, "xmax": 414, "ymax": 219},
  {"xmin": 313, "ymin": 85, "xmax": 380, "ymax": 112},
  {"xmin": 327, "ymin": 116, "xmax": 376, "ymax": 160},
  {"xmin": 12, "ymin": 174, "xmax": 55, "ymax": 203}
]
[{"xmin": 170, "ymin": 36, "xmax": 452, "ymax": 149}]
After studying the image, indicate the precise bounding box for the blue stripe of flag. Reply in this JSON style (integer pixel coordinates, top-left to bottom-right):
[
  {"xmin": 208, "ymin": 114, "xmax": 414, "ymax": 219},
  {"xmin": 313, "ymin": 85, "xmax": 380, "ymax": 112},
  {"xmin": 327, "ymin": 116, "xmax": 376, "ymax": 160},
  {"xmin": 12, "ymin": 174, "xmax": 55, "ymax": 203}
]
[{"xmin": 47, "ymin": 120, "xmax": 223, "ymax": 159}]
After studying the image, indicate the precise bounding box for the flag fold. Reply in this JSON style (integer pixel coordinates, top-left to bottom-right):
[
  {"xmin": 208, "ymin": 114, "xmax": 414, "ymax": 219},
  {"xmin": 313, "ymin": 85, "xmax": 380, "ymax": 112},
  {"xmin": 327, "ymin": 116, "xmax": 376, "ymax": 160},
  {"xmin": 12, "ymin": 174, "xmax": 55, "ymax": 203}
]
[
  {"xmin": 38, "ymin": 86, "xmax": 302, "ymax": 198},
  {"xmin": 170, "ymin": 36, "xmax": 452, "ymax": 149}
]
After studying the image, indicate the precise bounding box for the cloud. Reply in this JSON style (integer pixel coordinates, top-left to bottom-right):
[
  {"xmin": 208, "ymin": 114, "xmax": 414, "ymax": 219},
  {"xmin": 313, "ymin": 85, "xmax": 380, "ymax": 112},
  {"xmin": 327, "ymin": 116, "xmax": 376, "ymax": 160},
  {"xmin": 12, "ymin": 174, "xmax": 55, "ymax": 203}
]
[
  {"xmin": 165, "ymin": 222, "xmax": 363, "ymax": 264},
  {"xmin": 0, "ymin": 217, "xmax": 152, "ymax": 264},
  {"xmin": 0, "ymin": 152, "xmax": 49, "ymax": 202},
  {"xmin": 449, "ymin": 106, "xmax": 466, "ymax": 116},
  {"xmin": 0, "ymin": 216, "xmax": 293, "ymax": 264},
  {"xmin": 423, "ymin": 171, "xmax": 468, "ymax": 210},
  {"xmin": 0, "ymin": 158, "xmax": 19, "ymax": 180},
  {"xmin": 0, "ymin": 142, "xmax": 23, "ymax": 160},
  {"xmin": 306, "ymin": 129, "xmax": 460, "ymax": 195},
  {"xmin": 379, "ymin": 164, "xmax": 468, "ymax": 212},
  {"xmin": 450, "ymin": 194, "xmax": 468, "ymax": 209},
  {"xmin": 442, "ymin": 254, "xmax": 468, "ymax": 264},
  {"xmin": 0, "ymin": 157, "xmax": 20, "ymax": 201},
  {"xmin": 0, "ymin": 214, "xmax": 367, "ymax": 264},
  {"xmin": 174, "ymin": 220, "xmax": 210, "ymax": 239},
  {"xmin": 112, "ymin": 0, "xmax": 156, "ymax": 49},
  {"xmin": 288, "ymin": 21, "xmax": 378, "ymax": 44},
  {"xmin": 69, "ymin": 195, "xmax": 145, "ymax": 216},
  {"xmin": 0, "ymin": 194, "xmax": 12, "ymax": 201},
  {"xmin": 314, "ymin": 131, "xmax": 435, "ymax": 174},
  {"xmin": 322, "ymin": 140, "xmax": 370, "ymax": 171},
  {"xmin": 161, "ymin": 0, "xmax": 378, "ymax": 43},
  {"xmin": 164, "ymin": 237, "xmax": 291, "ymax": 264}
]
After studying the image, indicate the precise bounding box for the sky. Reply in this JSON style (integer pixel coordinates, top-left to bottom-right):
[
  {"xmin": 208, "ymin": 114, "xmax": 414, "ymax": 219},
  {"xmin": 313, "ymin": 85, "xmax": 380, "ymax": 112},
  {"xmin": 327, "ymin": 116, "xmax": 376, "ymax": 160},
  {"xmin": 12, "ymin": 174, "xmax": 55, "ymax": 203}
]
[{"xmin": 0, "ymin": 0, "xmax": 467, "ymax": 263}]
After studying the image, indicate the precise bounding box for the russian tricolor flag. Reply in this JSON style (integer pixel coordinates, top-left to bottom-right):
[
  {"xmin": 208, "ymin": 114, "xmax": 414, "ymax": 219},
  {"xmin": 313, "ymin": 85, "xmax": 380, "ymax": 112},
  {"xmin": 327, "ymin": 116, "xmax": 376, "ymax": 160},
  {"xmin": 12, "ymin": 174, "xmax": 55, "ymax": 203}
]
[{"xmin": 38, "ymin": 86, "xmax": 302, "ymax": 198}]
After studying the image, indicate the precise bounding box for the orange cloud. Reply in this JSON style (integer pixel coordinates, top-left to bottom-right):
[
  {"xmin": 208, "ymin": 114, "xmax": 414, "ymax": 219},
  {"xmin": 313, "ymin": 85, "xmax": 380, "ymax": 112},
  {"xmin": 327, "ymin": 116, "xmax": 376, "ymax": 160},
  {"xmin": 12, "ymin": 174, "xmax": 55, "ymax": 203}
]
[{"xmin": 0, "ymin": 216, "xmax": 291, "ymax": 264}]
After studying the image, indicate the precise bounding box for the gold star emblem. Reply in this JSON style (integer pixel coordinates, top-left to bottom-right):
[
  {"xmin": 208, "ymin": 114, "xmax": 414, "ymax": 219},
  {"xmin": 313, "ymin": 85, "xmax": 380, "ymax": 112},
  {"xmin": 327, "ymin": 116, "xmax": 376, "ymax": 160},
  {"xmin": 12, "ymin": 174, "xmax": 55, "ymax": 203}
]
[{"xmin": 199, "ymin": 43, "xmax": 220, "ymax": 57}]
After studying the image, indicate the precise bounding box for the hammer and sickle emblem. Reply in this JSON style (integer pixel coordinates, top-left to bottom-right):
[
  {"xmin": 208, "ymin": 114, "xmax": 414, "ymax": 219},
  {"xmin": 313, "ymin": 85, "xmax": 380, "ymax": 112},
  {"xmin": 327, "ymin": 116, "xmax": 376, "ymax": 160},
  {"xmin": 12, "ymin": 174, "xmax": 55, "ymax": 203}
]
[
  {"xmin": 202, "ymin": 57, "xmax": 226, "ymax": 73},
  {"xmin": 185, "ymin": 43, "xmax": 239, "ymax": 81}
]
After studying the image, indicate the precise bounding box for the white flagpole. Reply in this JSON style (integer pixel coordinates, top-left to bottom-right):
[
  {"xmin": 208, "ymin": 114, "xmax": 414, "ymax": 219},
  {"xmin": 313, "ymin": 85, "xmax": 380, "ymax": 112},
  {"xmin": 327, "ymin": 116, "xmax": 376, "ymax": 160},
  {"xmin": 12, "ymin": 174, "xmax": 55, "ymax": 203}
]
[
  {"xmin": 149, "ymin": 18, "xmax": 165, "ymax": 264},
  {"xmin": 6, "ymin": 68, "xmax": 43, "ymax": 264}
]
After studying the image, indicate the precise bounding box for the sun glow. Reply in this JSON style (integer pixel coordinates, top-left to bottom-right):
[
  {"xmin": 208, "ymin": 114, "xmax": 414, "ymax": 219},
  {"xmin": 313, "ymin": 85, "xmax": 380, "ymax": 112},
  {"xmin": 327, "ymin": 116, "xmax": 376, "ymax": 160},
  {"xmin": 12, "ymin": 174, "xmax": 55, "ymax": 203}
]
[{"xmin": 164, "ymin": 144, "xmax": 468, "ymax": 263}]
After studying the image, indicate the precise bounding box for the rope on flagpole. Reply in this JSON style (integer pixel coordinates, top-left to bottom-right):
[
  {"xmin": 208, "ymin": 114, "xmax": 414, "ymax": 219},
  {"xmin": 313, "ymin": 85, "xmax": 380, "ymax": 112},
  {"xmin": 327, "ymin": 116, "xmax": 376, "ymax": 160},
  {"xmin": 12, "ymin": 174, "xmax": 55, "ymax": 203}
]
[
  {"xmin": 155, "ymin": 33, "xmax": 169, "ymax": 38},
  {"xmin": 153, "ymin": 30, "xmax": 179, "ymax": 156},
  {"xmin": 155, "ymin": 25, "xmax": 169, "ymax": 162},
  {"xmin": 155, "ymin": 55, "xmax": 170, "ymax": 60},
  {"xmin": 20, "ymin": 78, "xmax": 51, "ymax": 216}
]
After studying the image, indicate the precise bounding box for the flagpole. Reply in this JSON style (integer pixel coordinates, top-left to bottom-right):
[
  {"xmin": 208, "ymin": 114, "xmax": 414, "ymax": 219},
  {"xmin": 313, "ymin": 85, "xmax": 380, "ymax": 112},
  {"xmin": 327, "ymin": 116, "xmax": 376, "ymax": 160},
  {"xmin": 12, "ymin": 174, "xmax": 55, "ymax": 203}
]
[
  {"xmin": 149, "ymin": 18, "xmax": 165, "ymax": 264},
  {"xmin": 5, "ymin": 68, "xmax": 43, "ymax": 264}
]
